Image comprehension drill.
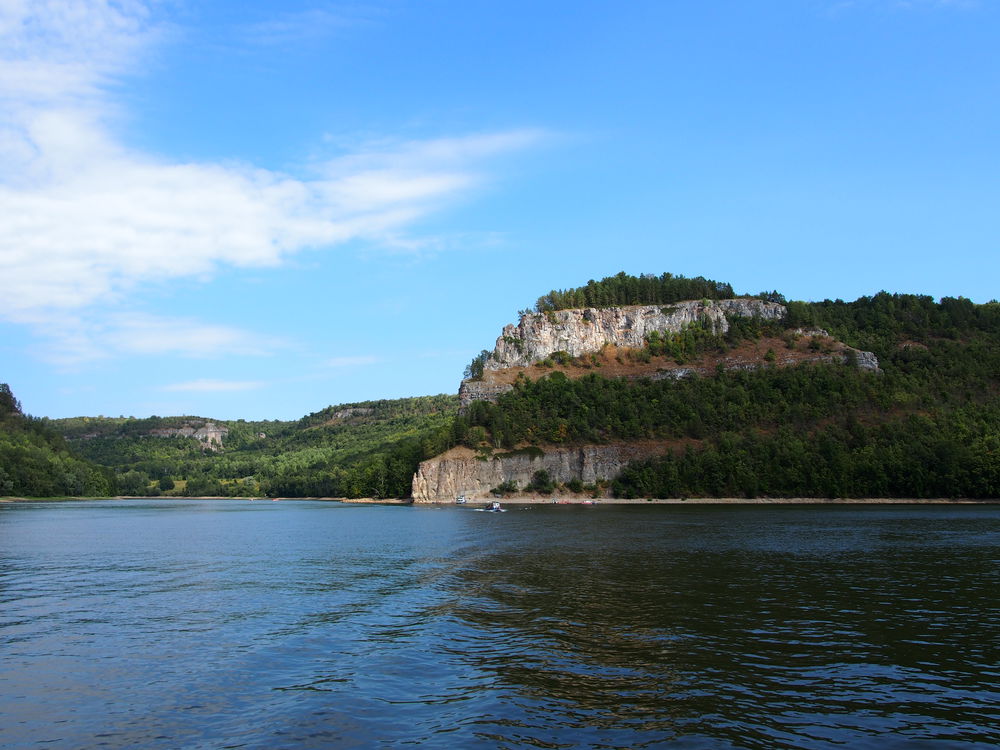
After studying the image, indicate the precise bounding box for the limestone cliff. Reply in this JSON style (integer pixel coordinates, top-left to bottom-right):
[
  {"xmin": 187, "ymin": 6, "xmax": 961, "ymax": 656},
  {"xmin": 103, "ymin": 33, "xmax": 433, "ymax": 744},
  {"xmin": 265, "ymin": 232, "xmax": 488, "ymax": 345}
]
[
  {"xmin": 458, "ymin": 300, "xmax": 878, "ymax": 407},
  {"xmin": 488, "ymin": 299, "xmax": 786, "ymax": 370},
  {"xmin": 149, "ymin": 420, "xmax": 228, "ymax": 450},
  {"xmin": 412, "ymin": 443, "xmax": 673, "ymax": 503}
]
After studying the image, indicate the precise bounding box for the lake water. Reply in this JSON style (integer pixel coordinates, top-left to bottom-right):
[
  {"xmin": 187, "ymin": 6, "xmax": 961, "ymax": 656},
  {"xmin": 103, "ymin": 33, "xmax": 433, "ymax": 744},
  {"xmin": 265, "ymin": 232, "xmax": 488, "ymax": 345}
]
[{"xmin": 1, "ymin": 500, "xmax": 998, "ymax": 749}]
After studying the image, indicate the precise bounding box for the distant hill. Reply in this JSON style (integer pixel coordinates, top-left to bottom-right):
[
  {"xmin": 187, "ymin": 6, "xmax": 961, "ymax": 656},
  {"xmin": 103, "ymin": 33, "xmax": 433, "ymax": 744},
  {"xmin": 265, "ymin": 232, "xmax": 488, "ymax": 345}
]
[{"xmin": 45, "ymin": 395, "xmax": 458, "ymax": 499}]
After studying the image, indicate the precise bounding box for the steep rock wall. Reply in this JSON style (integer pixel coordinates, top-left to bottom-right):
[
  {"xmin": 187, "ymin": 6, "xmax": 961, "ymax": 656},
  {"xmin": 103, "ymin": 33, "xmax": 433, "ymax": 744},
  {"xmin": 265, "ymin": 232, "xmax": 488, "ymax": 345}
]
[
  {"xmin": 149, "ymin": 420, "xmax": 228, "ymax": 450},
  {"xmin": 487, "ymin": 299, "xmax": 786, "ymax": 370},
  {"xmin": 458, "ymin": 303, "xmax": 879, "ymax": 407},
  {"xmin": 411, "ymin": 443, "xmax": 671, "ymax": 503}
]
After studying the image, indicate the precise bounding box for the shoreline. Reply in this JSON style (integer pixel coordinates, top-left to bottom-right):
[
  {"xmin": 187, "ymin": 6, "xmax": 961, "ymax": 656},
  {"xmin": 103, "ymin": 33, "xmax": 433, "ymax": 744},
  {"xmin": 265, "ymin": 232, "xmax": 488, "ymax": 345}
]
[
  {"xmin": 3, "ymin": 495, "xmax": 998, "ymax": 506},
  {"xmin": 408, "ymin": 496, "xmax": 1000, "ymax": 506}
]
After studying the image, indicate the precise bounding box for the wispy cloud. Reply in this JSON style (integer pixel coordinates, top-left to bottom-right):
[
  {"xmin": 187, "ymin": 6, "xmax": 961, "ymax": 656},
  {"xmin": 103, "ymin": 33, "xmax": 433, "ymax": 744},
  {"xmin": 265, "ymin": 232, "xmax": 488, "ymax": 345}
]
[
  {"xmin": 0, "ymin": 1, "xmax": 544, "ymax": 362},
  {"xmin": 105, "ymin": 314, "xmax": 285, "ymax": 358},
  {"xmin": 21, "ymin": 310, "xmax": 285, "ymax": 366},
  {"xmin": 162, "ymin": 379, "xmax": 267, "ymax": 393},
  {"xmin": 238, "ymin": 7, "xmax": 376, "ymax": 47},
  {"xmin": 0, "ymin": 0, "xmax": 155, "ymax": 106},
  {"xmin": 0, "ymin": 117, "xmax": 541, "ymax": 316}
]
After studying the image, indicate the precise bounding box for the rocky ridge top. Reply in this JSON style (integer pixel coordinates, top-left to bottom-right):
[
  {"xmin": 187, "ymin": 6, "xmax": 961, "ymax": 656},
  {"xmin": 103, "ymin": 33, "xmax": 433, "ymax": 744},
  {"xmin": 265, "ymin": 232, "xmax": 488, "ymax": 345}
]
[
  {"xmin": 488, "ymin": 299, "xmax": 786, "ymax": 370},
  {"xmin": 458, "ymin": 299, "xmax": 878, "ymax": 408}
]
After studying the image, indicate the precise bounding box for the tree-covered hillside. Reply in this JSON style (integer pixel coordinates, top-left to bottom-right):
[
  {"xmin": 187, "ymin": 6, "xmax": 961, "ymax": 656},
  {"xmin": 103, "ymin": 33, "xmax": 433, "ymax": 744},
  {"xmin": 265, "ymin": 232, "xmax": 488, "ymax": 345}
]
[
  {"xmin": 249, "ymin": 395, "xmax": 457, "ymax": 498},
  {"xmin": 46, "ymin": 395, "xmax": 459, "ymax": 499},
  {"xmin": 0, "ymin": 384, "xmax": 114, "ymax": 497},
  {"xmin": 456, "ymin": 288, "xmax": 1000, "ymax": 499}
]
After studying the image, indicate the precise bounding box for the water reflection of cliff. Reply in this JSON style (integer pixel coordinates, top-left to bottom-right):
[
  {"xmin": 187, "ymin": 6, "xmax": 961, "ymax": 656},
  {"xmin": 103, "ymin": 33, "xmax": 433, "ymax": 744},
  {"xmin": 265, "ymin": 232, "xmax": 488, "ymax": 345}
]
[{"xmin": 428, "ymin": 507, "xmax": 1000, "ymax": 747}]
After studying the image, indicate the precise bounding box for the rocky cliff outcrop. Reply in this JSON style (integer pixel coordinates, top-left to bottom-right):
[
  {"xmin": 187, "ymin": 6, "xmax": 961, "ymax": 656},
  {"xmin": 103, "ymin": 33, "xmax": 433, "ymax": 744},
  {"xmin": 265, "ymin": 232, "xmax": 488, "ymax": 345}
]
[
  {"xmin": 488, "ymin": 299, "xmax": 786, "ymax": 370},
  {"xmin": 149, "ymin": 420, "xmax": 228, "ymax": 450},
  {"xmin": 412, "ymin": 443, "xmax": 673, "ymax": 503},
  {"xmin": 458, "ymin": 302, "xmax": 879, "ymax": 407},
  {"xmin": 458, "ymin": 379, "xmax": 516, "ymax": 408},
  {"xmin": 421, "ymin": 298, "xmax": 883, "ymax": 500}
]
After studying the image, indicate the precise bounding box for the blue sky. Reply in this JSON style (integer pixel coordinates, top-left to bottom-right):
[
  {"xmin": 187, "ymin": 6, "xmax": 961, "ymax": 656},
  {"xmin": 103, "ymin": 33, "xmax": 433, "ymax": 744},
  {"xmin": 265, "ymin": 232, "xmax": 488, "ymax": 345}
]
[{"xmin": 2, "ymin": 0, "xmax": 998, "ymax": 421}]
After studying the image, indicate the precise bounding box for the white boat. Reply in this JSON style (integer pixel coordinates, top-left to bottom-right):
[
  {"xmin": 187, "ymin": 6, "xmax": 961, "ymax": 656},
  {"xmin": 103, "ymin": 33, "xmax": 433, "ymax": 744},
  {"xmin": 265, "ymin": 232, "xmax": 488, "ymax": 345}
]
[
  {"xmin": 456, "ymin": 494, "xmax": 468, "ymax": 504},
  {"xmin": 471, "ymin": 500, "xmax": 506, "ymax": 512}
]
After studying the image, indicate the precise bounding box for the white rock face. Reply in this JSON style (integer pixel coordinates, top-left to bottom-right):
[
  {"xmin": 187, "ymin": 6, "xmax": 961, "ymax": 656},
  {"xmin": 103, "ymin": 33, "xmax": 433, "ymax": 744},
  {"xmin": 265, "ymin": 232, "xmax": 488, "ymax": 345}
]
[
  {"xmin": 851, "ymin": 350, "xmax": 880, "ymax": 371},
  {"xmin": 487, "ymin": 299, "xmax": 786, "ymax": 370},
  {"xmin": 411, "ymin": 443, "xmax": 671, "ymax": 503},
  {"xmin": 149, "ymin": 420, "xmax": 228, "ymax": 450}
]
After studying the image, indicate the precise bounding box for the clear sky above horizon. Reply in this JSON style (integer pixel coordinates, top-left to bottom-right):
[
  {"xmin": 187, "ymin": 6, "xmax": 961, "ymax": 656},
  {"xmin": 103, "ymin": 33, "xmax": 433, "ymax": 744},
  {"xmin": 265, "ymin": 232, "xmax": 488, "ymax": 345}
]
[{"xmin": 2, "ymin": 0, "xmax": 998, "ymax": 421}]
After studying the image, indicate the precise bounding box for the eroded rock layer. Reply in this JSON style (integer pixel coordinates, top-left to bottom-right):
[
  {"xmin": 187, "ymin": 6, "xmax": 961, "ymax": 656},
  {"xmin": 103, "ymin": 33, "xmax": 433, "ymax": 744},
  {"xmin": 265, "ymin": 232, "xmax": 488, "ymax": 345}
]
[
  {"xmin": 411, "ymin": 443, "xmax": 672, "ymax": 502},
  {"xmin": 488, "ymin": 299, "xmax": 786, "ymax": 370}
]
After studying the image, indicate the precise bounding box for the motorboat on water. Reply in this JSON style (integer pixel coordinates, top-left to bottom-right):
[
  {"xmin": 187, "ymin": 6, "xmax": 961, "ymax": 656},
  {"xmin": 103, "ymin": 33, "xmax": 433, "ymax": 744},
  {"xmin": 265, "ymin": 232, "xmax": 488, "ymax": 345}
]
[
  {"xmin": 471, "ymin": 500, "xmax": 506, "ymax": 512},
  {"xmin": 455, "ymin": 494, "xmax": 468, "ymax": 504}
]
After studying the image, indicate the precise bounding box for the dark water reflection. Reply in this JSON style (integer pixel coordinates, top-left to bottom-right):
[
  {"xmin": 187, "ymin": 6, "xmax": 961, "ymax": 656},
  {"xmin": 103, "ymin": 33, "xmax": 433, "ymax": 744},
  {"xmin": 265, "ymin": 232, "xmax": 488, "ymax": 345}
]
[{"xmin": 1, "ymin": 500, "xmax": 998, "ymax": 748}]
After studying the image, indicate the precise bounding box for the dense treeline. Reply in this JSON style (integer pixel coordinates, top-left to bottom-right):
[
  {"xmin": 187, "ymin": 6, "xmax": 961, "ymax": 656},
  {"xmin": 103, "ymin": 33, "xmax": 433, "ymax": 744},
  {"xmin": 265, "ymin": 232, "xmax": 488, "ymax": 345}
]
[
  {"xmin": 0, "ymin": 384, "xmax": 115, "ymax": 497},
  {"xmin": 613, "ymin": 406, "xmax": 1000, "ymax": 499},
  {"xmin": 785, "ymin": 292, "xmax": 1000, "ymax": 359},
  {"xmin": 458, "ymin": 365, "xmax": 881, "ymax": 449},
  {"xmin": 534, "ymin": 271, "xmax": 735, "ymax": 312}
]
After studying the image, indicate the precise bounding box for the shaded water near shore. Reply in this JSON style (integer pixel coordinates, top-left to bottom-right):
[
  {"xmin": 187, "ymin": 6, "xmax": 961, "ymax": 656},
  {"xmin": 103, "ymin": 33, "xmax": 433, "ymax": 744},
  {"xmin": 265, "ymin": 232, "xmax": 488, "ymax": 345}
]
[{"xmin": 1, "ymin": 500, "xmax": 998, "ymax": 748}]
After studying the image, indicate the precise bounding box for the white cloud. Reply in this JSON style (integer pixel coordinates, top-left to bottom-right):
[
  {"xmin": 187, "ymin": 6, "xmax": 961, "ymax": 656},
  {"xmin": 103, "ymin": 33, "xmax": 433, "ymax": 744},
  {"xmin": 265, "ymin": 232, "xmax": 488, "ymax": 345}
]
[
  {"xmin": 0, "ymin": 111, "xmax": 539, "ymax": 315},
  {"xmin": 162, "ymin": 379, "xmax": 267, "ymax": 393},
  {"xmin": 0, "ymin": 0, "xmax": 153, "ymax": 104},
  {"xmin": 0, "ymin": 1, "xmax": 543, "ymax": 359},
  {"xmin": 105, "ymin": 313, "xmax": 285, "ymax": 358}
]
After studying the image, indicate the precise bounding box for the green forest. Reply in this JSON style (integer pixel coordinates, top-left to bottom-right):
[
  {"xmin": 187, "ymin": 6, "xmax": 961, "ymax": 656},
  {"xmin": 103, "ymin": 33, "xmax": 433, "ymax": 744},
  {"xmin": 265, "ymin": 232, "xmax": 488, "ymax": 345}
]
[
  {"xmin": 3, "ymin": 272, "xmax": 999, "ymax": 500},
  {"xmin": 0, "ymin": 393, "xmax": 457, "ymax": 499},
  {"xmin": 0, "ymin": 384, "xmax": 115, "ymax": 497},
  {"xmin": 49, "ymin": 396, "xmax": 458, "ymax": 499}
]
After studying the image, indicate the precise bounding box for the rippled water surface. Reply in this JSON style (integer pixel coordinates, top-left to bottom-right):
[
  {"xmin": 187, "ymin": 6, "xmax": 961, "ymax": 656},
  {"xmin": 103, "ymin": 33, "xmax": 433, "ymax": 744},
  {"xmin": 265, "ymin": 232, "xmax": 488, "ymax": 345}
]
[{"xmin": 2, "ymin": 500, "xmax": 999, "ymax": 748}]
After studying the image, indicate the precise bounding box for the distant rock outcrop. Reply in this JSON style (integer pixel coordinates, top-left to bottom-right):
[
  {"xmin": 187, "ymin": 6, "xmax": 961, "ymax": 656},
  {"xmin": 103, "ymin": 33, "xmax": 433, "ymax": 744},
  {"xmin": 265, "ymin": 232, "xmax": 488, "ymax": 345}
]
[{"xmin": 149, "ymin": 421, "xmax": 228, "ymax": 450}]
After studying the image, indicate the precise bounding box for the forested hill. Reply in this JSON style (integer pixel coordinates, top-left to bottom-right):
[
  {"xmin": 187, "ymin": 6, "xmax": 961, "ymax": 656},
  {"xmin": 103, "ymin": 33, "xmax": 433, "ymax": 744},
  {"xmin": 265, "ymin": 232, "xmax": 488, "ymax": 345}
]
[
  {"xmin": 448, "ymin": 286, "xmax": 1000, "ymax": 499},
  {"xmin": 41, "ymin": 394, "xmax": 458, "ymax": 499},
  {"xmin": 0, "ymin": 384, "xmax": 114, "ymax": 496}
]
